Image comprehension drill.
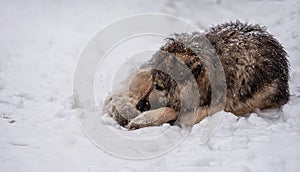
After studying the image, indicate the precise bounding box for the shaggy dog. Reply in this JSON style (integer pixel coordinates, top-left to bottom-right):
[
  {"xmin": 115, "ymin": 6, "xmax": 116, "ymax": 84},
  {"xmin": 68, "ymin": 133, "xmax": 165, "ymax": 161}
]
[{"xmin": 103, "ymin": 21, "xmax": 289, "ymax": 129}]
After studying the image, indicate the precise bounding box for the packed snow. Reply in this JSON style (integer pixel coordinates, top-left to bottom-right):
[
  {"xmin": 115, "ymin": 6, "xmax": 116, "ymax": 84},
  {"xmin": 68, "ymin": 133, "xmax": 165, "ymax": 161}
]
[{"xmin": 1, "ymin": 0, "xmax": 300, "ymax": 171}]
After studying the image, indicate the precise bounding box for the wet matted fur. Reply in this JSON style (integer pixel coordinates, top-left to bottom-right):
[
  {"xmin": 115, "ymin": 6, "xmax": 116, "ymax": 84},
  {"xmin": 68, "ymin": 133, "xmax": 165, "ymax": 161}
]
[{"xmin": 103, "ymin": 21, "xmax": 289, "ymax": 129}]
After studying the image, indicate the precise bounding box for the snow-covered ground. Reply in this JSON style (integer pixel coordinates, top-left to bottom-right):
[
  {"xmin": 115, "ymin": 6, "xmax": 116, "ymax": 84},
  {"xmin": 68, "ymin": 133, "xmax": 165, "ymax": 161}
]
[{"xmin": 1, "ymin": 0, "xmax": 300, "ymax": 171}]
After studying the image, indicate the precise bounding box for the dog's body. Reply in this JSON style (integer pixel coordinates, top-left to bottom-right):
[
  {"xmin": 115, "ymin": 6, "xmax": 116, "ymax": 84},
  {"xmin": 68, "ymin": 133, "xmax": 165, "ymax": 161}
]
[{"xmin": 104, "ymin": 21, "xmax": 289, "ymax": 129}]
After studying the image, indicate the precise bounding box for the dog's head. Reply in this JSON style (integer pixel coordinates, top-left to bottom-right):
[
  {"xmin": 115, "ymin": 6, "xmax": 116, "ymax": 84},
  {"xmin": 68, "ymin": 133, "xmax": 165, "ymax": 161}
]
[
  {"xmin": 134, "ymin": 43, "xmax": 204, "ymax": 113},
  {"xmin": 135, "ymin": 70, "xmax": 196, "ymax": 114},
  {"xmin": 128, "ymin": 70, "xmax": 168, "ymax": 113}
]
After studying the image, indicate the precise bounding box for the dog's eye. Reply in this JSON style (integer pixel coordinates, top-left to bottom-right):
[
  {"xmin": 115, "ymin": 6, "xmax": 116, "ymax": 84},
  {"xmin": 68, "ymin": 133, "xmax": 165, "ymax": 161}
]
[{"xmin": 155, "ymin": 84, "xmax": 164, "ymax": 91}]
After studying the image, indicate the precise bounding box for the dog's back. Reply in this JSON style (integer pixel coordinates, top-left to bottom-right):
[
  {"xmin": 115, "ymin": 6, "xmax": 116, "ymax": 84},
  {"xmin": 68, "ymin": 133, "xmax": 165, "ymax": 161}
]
[{"xmin": 206, "ymin": 21, "xmax": 289, "ymax": 114}]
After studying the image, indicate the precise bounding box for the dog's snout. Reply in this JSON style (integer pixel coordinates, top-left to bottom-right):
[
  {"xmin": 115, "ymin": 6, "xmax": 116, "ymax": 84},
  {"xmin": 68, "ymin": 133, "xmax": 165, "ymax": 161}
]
[{"xmin": 136, "ymin": 99, "xmax": 151, "ymax": 112}]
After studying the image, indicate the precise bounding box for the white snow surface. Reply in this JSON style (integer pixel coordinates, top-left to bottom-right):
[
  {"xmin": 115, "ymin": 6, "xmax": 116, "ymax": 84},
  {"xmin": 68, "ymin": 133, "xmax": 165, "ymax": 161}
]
[{"xmin": 1, "ymin": 0, "xmax": 300, "ymax": 171}]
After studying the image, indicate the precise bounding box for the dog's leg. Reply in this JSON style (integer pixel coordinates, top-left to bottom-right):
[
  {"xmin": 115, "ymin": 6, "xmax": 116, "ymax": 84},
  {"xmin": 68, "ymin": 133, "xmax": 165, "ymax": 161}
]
[{"xmin": 126, "ymin": 107, "xmax": 178, "ymax": 129}]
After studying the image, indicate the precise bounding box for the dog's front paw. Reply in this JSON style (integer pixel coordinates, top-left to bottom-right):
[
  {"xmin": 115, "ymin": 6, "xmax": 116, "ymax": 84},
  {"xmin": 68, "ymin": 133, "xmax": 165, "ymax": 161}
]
[
  {"xmin": 126, "ymin": 107, "xmax": 178, "ymax": 130},
  {"xmin": 103, "ymin": 93, "xmax": 141, "ymax": 126},
  {"xmin": 126, "ymin": 116, "xmax": 150, "ymax": 130}
]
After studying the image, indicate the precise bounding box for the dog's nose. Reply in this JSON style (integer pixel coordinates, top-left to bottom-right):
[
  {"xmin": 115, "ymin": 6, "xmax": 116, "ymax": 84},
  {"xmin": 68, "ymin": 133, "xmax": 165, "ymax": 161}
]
[{"xmin": 136, "ymin": 99, "xmax": 151, "ymax": 112}]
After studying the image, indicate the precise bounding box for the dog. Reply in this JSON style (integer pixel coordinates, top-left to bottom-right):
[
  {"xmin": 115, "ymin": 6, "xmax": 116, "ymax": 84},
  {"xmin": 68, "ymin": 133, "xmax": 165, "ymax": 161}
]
[{"xmin": 103, "ymin": 21, "xmax": 289, "ymax": 129}]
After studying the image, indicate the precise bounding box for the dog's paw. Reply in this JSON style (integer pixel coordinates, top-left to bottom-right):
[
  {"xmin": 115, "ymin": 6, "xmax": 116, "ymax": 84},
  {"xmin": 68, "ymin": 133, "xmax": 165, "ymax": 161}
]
[
  {"xmin": 126, "ymin": 116, "xmax": 150, "ymax": 130},
  {"xmin": 126, "ymin": 112, "xmax": 158, "ymax": 130},
  {"xmin": 126, "ymin": 107, "xmax": 178, "ymax": 130},
  {"xmin": 103, "ymin": 93, "xmax": 141, "ymax": 126}
]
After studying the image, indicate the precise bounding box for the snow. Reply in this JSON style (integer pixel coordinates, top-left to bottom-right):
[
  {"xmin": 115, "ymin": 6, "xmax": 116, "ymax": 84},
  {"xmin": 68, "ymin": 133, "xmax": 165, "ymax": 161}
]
[{"xmin": 1, "ymin": 0, "xmax": 300, "ymax": 171}]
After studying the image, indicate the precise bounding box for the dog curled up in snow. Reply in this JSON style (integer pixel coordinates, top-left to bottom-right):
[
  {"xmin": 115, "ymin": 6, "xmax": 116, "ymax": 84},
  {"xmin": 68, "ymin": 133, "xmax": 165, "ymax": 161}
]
[{"xmin": 103, "ymin": 21, "xmax": 289, "ymax": 129}]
